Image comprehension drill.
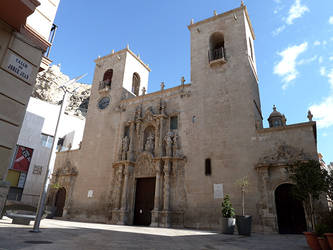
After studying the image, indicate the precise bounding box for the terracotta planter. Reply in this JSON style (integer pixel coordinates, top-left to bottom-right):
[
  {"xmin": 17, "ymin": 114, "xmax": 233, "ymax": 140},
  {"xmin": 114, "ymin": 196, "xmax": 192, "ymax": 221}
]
[
  {"xmin": 318, "ymin": 237, "xmax": 330, "ymax": 250},
  {"xmin": 303, "ymin": 232, "xmax": 321, "ymax": 250},
  {"xmin": 324, "ymin": 233, "xmax": 333, "ymax": 249}
]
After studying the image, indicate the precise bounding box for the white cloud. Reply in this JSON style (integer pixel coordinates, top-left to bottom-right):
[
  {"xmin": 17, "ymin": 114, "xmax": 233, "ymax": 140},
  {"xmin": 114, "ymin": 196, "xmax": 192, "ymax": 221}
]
[
  {"xmin": 314, "ymin": 41, "xmax": 321, "ymax": 46},
  {"xmin": 320, "ymin": 67, "xmax": 326, "ymax": 76},
  {"xmin": 323, "ymin": 40, "xmax": 328, "ymax": 46},
  {"xmin": 310, "ymin": 68, "xmax": 333, "ymax": 128},
  {"xmin": 329, "ymin": 56, "xmax": 333, "ymax": 61},
  {"xmin": 272, "ymin": 25, "xmax": 286, "ymax": 36},
  {"xmin": 310, "ymin": 96, "xmax": 333, "ymax": 128},
  {"xmin": 286, "ymin": 0, "xmax": 309, "ymax": 25},
  {"xmin": 322, "ymin": 132, "xmax": 328, "ymax": 137},
  {"xmin": 329, "ymin": 16, "xmax": 333, "ymax": 25},
  {"xmin": 274, "ymin": 42, "xmax": 308, "ymax": 89},
  {"xmin": 298, "ymin": 55, "xmax": 317, "ymax": 65}
]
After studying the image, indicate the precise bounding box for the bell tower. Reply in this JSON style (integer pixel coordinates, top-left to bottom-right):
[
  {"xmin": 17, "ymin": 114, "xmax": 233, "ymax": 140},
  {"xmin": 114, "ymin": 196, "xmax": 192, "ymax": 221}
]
[
  {"xmin": 81, "ymin": 48, "xmax": 150, "ymax": 150},
  {"xmin": 188, "ymin": 5, "xmax": 262, "ymax": 128}
]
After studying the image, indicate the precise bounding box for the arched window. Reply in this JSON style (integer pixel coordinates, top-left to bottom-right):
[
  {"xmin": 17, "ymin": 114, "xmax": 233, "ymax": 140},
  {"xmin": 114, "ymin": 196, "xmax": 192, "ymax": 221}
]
[
  {"xmin": 100, "ymin": 69, "xmax": 113, "ymax": 90},
  {"xmin": 205, "ymin": 158, "xmax": 212, "ymax": 176},
  {"xmin": 209, "ymin": 32, "xmax": 225, "ymax": 62},
  {"xmin": 132, "ymin": 72, "xmax": 140, "ymax": 96}
]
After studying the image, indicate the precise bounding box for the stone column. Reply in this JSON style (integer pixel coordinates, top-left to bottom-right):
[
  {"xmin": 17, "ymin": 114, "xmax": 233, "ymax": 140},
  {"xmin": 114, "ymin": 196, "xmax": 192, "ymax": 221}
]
[
  {"xmin": 118, "ymin": 125, "xmax": 126, "ymax": 160},
  {"xmin": 115, "ymin": 165, "xmax": 124, "ymax": 210},
  {"xmin": 154, "ymin": 119, "xmax": 160, "ymax": 156},
  {"xmin": 163, "ymin": 159, "xmax": 171, "ymax": 227},
  {"xmin": 159, "ymin": 116, "xmax": 164, "ymax": 157},
  {"xmin": 163, "ymin": 159, "xmax": 170, "ymax": 210},
  {"xmin": 0, "ymin": 181, "xmax": 9, "ymax": 218},
  {"xmin": 119, "ymin": 164, "xmax": 132, "ymax": 224},
  {"xmin": 127, "ymin": 121, "xmax": 135, "ymax": 161},
  {"xmin": 151, "ymin": 160, "xmax": 162, "ymax": 227},
  {"xmin": 136, "ymin": 120, "xmax": 142, "ymax": 152}
]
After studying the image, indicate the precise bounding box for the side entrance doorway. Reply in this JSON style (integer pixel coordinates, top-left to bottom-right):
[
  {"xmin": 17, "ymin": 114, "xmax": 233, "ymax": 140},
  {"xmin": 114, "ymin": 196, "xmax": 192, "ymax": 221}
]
[
  {"xmin": 275, "ymin": 184, "xmax": 307, "ymax": 234},
  {"xmin": 133, "ymin": 177, "xmax": 156, "ymax": 226},
  {"xmin": 54, "ymin": 187, "xmax": 66, "ymax": 217}
]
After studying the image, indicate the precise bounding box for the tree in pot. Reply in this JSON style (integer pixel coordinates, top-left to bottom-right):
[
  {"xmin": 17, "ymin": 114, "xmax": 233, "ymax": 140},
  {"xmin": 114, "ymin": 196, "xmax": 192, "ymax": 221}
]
[
  {"xmin": 286, "ymin": 160, "xmax": 328, "ymax": 250},
  {"xmin": 221, "ymin": 194, "xmax": 236, "ymax": 234},
  {"xmin": 235, "ymin": 176, "xmax": 252, "ymax": 236}
]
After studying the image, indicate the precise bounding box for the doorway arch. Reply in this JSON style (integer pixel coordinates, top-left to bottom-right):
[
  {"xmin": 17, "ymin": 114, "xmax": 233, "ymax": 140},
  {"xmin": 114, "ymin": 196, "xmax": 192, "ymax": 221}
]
[
  {"xmin": 54, "ymin": 187, "xmax": 66, "ymax": 217},
  {"xmin": 275, "ymin": 183, "xmax": 307, "ymax": 234}
]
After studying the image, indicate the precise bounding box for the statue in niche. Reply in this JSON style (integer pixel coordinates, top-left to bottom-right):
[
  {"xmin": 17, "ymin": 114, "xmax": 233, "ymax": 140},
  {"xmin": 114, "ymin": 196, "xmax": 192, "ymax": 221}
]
[
  {"xmin": 165, "ymin": 132, "xmax": 173, "ymax": 156},
  {"xmin": 173, "ymin": 133, "xmax": 179, "ymax": 157},
  {"xmin": 144, "ymin": 133, "xmax": 155, "ymax": 153},
  {"xmin": 121, "ymin": 136, "xmax": 129, "ymax": 160}
]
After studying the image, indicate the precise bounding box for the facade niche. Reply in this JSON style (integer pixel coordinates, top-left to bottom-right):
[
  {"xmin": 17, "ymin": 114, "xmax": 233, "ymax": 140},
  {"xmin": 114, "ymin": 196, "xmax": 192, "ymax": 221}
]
[
  {"xmin": 132, "ymin": 72, "xmax": 140, "ymax": 96},
  {"xmin": 99, "ymin": 69, "xmax": 113, "ymax": 90},
  {"xmin": 208, "ymin": 32, "xmax": 226, "ymax": 63},
  {"xmin": 143, "ymin": 126, "xmax": 155, "ymax": 153}
]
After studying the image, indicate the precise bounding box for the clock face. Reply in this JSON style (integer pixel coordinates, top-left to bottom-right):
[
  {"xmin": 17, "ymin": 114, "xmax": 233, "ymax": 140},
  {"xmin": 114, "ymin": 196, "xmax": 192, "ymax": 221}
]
[{"xmin": 98, "ymin": 96, "xmax": 110, "ymax": 110}]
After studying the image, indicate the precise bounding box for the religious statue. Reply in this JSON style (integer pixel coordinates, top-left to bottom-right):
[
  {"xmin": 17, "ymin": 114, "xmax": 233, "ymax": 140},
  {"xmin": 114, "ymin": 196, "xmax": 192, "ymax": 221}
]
[
  {"xmin": 145, "ymin": 133, "xmax": 155, "ymax": 153},
  {"xmin": 121, "ymin": 136, "xmax": 129, "ymax": 160},
  {"xmin": 165, "ymin": 132, "xmax": 173, "ymax": 156}
]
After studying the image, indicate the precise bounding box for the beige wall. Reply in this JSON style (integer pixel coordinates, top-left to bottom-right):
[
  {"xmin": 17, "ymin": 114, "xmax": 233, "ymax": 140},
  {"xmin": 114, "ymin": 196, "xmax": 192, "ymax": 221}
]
[{"xmin": 0, "ymin": 20, "xmax": 43, "ymax": 180}]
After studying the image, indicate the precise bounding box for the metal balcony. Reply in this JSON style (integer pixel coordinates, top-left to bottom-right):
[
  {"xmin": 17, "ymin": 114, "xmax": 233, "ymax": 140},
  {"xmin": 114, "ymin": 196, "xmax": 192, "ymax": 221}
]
[{"xmin": 208, "ymin": 47, "xmax": 226, "ymax": 65}]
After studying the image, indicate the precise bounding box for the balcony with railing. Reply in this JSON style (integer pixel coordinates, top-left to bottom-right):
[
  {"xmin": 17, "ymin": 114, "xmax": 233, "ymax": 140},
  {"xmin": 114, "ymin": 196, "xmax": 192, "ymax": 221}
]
[{"xmin": 208, "ymin": 47, "xmax": 226, "ymax": 65}]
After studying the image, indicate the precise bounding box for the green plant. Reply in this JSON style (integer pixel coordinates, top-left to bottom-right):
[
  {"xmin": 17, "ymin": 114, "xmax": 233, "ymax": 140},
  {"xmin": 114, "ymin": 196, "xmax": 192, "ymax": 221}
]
[
  {"xmin": 315, "ymin": 223, "xmax": 329, "ymax": 237},
  {"xmin": 51, "ymin": 183, "xmax": 62, "ymax": 189},
  {"xmin": 222, "ymin": 195, "xmax": 235, "ymax": 218},
  {"xmin": 286, "ymin": 160, "xmax": 328, "ymax": 231},
  {"xmin": 235, "ymin": 176, "xmax": 249, "ymax": 216}
]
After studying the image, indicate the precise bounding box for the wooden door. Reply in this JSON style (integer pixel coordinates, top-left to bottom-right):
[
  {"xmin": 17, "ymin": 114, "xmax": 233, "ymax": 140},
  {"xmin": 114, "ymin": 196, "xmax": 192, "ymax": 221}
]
[
  {"xmin": 133, "ymin": 178, "xmax": 156, "ymax": 226},
  {"xmin": 54, "ymin": 187, "xmax": 66, "ymax": 217}
]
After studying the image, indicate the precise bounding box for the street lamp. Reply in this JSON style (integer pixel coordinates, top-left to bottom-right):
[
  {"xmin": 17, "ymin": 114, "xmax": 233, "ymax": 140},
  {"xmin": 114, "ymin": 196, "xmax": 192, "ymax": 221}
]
[{"xmin": 31, "ymin": 73, "xmax": 87, "ymax": 233}]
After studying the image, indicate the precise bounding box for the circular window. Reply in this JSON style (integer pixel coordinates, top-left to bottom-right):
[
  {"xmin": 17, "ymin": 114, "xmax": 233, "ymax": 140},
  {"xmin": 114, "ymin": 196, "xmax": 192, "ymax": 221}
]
[{"xmin": 98, "ymin": 96, "xmax": 110, "ymax": 110}]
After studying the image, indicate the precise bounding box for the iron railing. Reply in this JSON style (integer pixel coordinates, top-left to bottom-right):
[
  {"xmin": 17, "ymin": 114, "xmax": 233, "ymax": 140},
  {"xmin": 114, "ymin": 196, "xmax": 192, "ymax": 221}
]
[{"xmin": 208, "ymin": 47, "xmax": 226, "ymax": 62}]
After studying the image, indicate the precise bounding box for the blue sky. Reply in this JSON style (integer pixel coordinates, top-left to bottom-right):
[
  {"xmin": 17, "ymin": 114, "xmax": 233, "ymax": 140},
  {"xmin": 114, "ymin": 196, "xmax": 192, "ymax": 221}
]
[{"xmin": 50, "ymin": 0, "xmax": 333, "ymax": 164}]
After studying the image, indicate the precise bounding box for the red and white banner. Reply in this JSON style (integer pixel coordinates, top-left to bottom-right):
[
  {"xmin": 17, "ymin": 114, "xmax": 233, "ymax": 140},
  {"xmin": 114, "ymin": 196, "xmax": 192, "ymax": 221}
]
[{"xmin": 12, "ymin": 146, "xmax": 33, "ymax": 172}]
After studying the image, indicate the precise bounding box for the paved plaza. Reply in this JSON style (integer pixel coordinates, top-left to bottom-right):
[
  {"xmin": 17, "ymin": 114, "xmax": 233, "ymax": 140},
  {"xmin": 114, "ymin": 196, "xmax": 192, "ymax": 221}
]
[{"xmin": 0, "ymin": 217, "xmax": 309, "ymax": 250}]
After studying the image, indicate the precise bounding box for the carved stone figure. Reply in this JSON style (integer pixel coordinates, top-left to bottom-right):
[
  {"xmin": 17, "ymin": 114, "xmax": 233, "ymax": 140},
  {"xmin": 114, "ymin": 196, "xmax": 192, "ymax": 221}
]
[
  {"xmin": 165, "ymin": 132, "xmax": 173, "ymax": 156},
  {"xmin": 145, "ymin": 133, "xmax": 155, "ymax": 153}
]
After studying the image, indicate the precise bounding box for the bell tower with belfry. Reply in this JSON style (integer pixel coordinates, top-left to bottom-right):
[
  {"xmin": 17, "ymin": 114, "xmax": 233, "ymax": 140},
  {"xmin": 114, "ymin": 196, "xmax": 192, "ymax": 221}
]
[{"xmin": 183, "ymin": 3, "xmax": 264, "ymax": 227}]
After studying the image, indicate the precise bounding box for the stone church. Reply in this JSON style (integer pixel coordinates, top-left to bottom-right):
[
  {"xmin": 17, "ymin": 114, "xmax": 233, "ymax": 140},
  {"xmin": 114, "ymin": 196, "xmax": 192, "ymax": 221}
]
[{"xmin": 48, "ymin": 4, "xmax": 318, "ymax": 233}]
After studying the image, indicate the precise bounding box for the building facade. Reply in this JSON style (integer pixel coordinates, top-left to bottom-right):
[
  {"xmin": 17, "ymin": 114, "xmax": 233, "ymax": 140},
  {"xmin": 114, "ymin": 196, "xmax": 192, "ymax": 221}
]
[
  {"xmin": 0, "ymin": 0, "xmax": 60, "ymax": 212},
  {"xmin": 49, "ymin": 5, "xmax": 318, "ymax": 233},
  {"xmin": 6, "ymin": 97, "xmax": 85, "ymax": 207}
]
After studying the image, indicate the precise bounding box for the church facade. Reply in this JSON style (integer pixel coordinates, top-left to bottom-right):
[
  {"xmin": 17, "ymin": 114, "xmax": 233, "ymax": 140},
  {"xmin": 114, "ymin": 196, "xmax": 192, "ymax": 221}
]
[{"xmin": 48, "ymin": 5, "xmax": 318, "ymax": 233}]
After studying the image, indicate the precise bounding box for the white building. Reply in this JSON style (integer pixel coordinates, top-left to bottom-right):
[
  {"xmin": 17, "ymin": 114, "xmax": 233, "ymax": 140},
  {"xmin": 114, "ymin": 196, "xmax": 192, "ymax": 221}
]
[{"xmin": 6, "ymin": 97, "xmax": 85, "ymax": 207}]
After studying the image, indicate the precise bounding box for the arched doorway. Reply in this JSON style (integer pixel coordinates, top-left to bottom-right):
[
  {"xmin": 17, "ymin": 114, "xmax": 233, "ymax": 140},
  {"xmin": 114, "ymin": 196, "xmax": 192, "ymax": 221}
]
[
  {"xmin": 275, "ymin": 184, "xmax": 307, "ymax": 234},
  {"xmin": 54, "ymin": 187, "xmax": 66, "ymax": 217}
]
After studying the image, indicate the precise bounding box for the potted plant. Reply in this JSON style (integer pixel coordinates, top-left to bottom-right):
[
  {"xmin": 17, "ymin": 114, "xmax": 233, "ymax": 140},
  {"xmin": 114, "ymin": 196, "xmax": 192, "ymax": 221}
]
[
  {"xmin": 315, "ymin": 223, "xmax": 330, "ymax": 250},
  {"xmin": 286, "ymin": 160, "xmax": 328, "ymax": 250},
  {"xmin": 235, "ymin": 176, "xmax": 252, "ymax": 236},
  {"xmin": 221, "ymin": 194, "xmax": 235, "ymax": 234}
]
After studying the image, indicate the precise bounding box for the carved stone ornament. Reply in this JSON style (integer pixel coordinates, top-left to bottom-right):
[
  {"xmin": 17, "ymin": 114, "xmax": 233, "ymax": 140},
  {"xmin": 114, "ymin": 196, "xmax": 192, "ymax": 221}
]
[
  {"xmin": 258, "ymin": 143, "xmax": 311, "ymax": 166},
  {"xmin": 55, "ymin": 160, "xmax": 78, "ymax": 176}
]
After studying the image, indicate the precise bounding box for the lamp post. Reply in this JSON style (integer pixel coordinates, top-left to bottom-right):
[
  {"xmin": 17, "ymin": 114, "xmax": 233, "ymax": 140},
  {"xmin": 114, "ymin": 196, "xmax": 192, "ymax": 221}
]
[{"xmin": 31, "ymin": 73, "xmax": 87, "ymax": 233}]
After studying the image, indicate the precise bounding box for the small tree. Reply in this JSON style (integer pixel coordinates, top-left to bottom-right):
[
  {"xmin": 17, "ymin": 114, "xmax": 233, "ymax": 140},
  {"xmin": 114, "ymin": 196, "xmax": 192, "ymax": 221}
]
[
  {"xmin": 235, "ymin": 176, "xmax": 249, "ymax": 216},
  {"xmin": 286, "ymin": 160, "xmax": 328, "ymax": 231},
  {"xmin": 222, "ymin": 195, "xmax": 235, "ymax": 218}
]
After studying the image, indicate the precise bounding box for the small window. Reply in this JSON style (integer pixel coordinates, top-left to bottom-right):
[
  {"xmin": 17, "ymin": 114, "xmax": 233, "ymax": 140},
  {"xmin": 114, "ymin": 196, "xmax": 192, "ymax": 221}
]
[
  {"xmin": 99, "ymin": 69, "xmax": 113, "ymax": 90},
  {"xmin": 41, "ymin": 134, "xmax": 54, "ymax": 148},
  {"xmin": 205, "ymin": 159, "xmax": 211, "ymax": 176},
  {"xmin": 132, "ymin": 72, "xmax": 140, "ymax": 96},
  {"xmin": 209, "ymin": 32, "xmax": 225, "ymax": 62},
  {"xmin": 170, "ymin": 116, "xmax": 178, "ymax": 130}
]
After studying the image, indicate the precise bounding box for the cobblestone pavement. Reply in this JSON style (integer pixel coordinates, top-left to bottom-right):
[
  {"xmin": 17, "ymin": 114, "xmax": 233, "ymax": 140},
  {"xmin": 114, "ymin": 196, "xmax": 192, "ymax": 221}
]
[{"xmin": 0, "ymin": 217, "xmax": 309, "ymax": 250}]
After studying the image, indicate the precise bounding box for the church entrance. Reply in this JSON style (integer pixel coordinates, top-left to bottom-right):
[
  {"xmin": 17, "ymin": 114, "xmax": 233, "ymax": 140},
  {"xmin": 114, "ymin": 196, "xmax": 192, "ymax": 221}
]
[
  {"xmin": 54, "ymin": 187, "xmax": 66, "ymax": 217},
  {"xmin": 133, "ymin": 177, "xmax": 156, "ymax": 226},
  {"xmin": 275, "ymin": 184, "xmax": 307, "ymax": 234}
]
